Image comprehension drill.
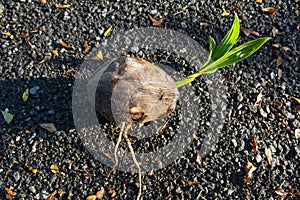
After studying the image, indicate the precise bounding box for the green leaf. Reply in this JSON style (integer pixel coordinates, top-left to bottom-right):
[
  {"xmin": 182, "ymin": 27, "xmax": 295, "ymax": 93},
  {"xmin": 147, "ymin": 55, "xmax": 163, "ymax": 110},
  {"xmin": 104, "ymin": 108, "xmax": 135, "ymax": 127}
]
[
  {"xmin": 200, "ymin": 37, "xmax": 271, "ymax": 74},
  {"xmin": 22, "ymin": 88, "xmax": 29, "ymax": 101},
  {"xmin": 211, "ymin": 13, "xmax": 240, "ymax": 61},
  {"xmin": 209, "ymin": 36, "xmax": 216, "ymax": 52},
  {"xmin": 1, "ymin": 110, "xmax": 14, "ymax": 124}
]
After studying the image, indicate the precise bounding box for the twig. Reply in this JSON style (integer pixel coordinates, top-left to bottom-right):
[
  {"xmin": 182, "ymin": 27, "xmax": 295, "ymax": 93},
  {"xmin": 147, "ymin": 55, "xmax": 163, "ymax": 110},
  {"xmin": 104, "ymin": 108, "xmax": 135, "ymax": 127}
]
[
  {"xmin": 123, "ymin": 125, "xmax": 142, "ymax": 200},
  {"xmin": 108, "ymin": 122, "xmax": 125, "ymax": 177}
]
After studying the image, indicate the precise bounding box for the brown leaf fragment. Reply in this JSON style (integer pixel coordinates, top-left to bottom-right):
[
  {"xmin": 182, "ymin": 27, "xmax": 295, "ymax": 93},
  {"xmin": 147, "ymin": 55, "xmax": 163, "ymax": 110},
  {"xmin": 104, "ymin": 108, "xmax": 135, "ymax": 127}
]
[
  {"xmin": 241, "ymin": 27, "xmax": 260, "ymax": 37},
  {"xmin": 40, "ymin": 0, "xmax": 47, "ymax": 4},
  {"xmin": 39, "ymin": 53, "xmax": 52, "ymax": 64},
  {"xmin": 149, "ymin": 15, "xmax": 164, "ymax": 26},
  {"xmin": 84, "ymin": 41, "xmax": 89, "ymax": 53},
  {"xmin": 270, "ymin": 27, "xmax": 282, "ymax": 37},
  {"xmin": 57, "ymin": 40, "xmax": 68, "ymax": 48},
  {"xmin": 96, "ymin": 187, "xmax": 105, "ymax": 199},
  {"xmin": 51, "ymin": 50, "xmax": 59, "ymax": 56},
  {"xmin": 272, "ymin": 43, "xmax": 281, "ymax": 48},
  {"xmin": 86, "ymin": 195, "xmax": 97, "ymax": 200},
  {"xmin": 273, "ymin": 100, "xmax": 283, "ymax": 108},
  {"xmin": 181, "ymin": 179, "xmax": 200, "ymax": 185},
  {"xmin": 276, "ymin": 57, "xmax": 284, "ymax": 66},
  {"xmin": 256, "ymin": 0, "xmax": 263, "ymax": 3},
  {"xmin": 39, "ymin": 123, "xmax": 57, "ymax": 132},
  {"xmin": 273, "ymin": 189, "xmax": 288, "ymax": 197},
  {"xmin": 108, "ymin": 188, "xmax": 116, "ymax": 198},
  {"xmin": 4, "ymin": 187, "xmax": 17, "ymax": 196},
  {"xmin": 235, "ymin": 4, "xmax": 242, "ymax": 11},
  {"xmin": 244, "ymin": 162, "xmax": 256, "ymax": 179},
  {"xmin": 50, "ymin": 164, "xmax": 59, "ymax": 174},
  {"xmin": 56, "ymin": 4, "xmax": 70, "ymax": 9},
  {"xmin": 199, "ymin": 22, "xmax": 209, "ymax": 27},
  {"xmin": 58, "ymin": 190, "xmax": 66, "ymax": 196},
  {"xmin": 196, "ymin": 151, "xmax": 202, "ymax": 165},
  {"xmin": 295, "ymin": 129, "xmax": 300, "ymax": 139},
  {"xmin": 46, "ymin": 190, "xmax": 57, "ymax": 200},
  {"xmin": 103, "ymin": 26, "xmax": 112, "ymax": 37},
  {"xmin": 29, "ymin": 166, "xmax": 38, "ymax": 174},
  {"xmin": 16, "ymin": 32, "xmax": 32, "ymax": 46},
  {"xmin": 262, "ymin": 7, "xmax": 276, "ymax": 14},
  {"xmin": 221, "ymin": 9, "xmax": 231, "ymax": 16},
  {"xmin": 253, "ymin": 92, "xmax": 263, "ymax": 109},
  {"xmin": 253, "ymin": 133, "xmax": 258, "ymax": 154},
  {"xmin": 264, "ymin": 147, "xmax": 273, "ymax": 166},
  {"xmin": 2, "ymin": 32, "xmax": 14, "ymax": 39}
]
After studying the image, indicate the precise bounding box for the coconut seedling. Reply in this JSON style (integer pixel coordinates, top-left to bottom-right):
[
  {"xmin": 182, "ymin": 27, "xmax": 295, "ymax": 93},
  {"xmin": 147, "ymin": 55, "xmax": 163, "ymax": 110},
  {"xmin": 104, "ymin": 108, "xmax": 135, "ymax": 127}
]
[{"xmin": 92, "ymin": 14, "xmax": 270, "ymax": 200}]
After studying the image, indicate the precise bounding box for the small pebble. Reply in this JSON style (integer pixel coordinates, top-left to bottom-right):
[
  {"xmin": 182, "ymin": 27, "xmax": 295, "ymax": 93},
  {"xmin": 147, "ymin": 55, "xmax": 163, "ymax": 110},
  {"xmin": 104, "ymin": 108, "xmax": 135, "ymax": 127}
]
[
  {"xmin": 13, "ymin": 172, "xmax": 20, "ymax": 182},
  {"xmin": 30, "ymin": 86, "xmax": 40, "ymax": 95},
  {"xmin": 29, "ymin": 186, "xmax": 36, "ymax": 193}
]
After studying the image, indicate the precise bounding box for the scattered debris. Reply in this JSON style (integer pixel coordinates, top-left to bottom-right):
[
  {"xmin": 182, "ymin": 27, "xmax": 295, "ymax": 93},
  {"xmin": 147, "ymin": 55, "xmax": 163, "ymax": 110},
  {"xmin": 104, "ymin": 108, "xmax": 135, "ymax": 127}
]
[
  {"xmin": 96, "ymin": 187, "xmax": 105, "ymax": 199},
  {"xmin": 46, "ymin": 190, "xmax": 57, "ymax": 200},
  {"xmin": 253, "ymin": 133, "xmax": 258, "ymax": 154},
  {"xmin": 256, "ymin": 0, "xmax": 263, "ymax": 4},
  {"xmin": 56, "ymin": 4, "xmax": 70, "ymax": 9},
  {"xmin": 28, "ymin": 166, "xmax": 38, "ymax": 174},
  {"xmin": 84, "ymin": 41, "xmax": 89, "ymax": 53},
  {"xmin": 56, "ymin": 39, "xmax": 68, "ymax": 48},
  {"xmin": 253, "ymin": 92, "xmax": 263, "ymax": 109},
  {"xmin": 273, "ymin": 189, "xmax": 288, "ymax": 198},
  {"xmin": 276, "ymin": 57, "xmax": 284, "ymax": 66},
  {"xmin": 39, "ymin": 53, "xmax": 52, "ymax": 64},
  {"xmin": 50, "ymin": 164, "xmax": 59, "ymax": 174},
  {"xmin": 22, "ymin": 88, "xmax": 29, "ymax": 101},
  {"xmin": 104, "ymin": 26, "xmax": 112, "ymax": 37},
  {"xmin": 264, "ymin": 147, "xmax": 273, "ymax": 166},
  {"xmin": 196, "ymin": 151, "xmax": 202, "ymax": 166},
  {"xmin": 86, "ymin": 195, "xmax": 97, "ymax": 200},
  {"xmin": 1, "ymin": 110, "xmax": 14, "ymax": 124},
  {"xmin": 241, "ymin": 27, "xmax": 260, "ymax": 37},
  {"xmin": 291, "ymin": 96, "xmax": 300, "ymax": 104},
  {"xmin": 149, "ymin": 15, "xmax": 164, "ymax": 26},
  {"xmin": 181, "ymin": 179, "xmax": 200, "ymax": 185},
  {"xmin": 39, "ymin": 123, "xmax": 57, "ymax": 132},
  {"xmin": 235, "ymin": 4, "xmax": 242, "ymax": 11},
  {"xmin": 51, "ymin": 50, "xmax": 59, "ymax": 56},
  {"xmin": 108, "ymin": 188, "xmax": 116, "ymax": 198},
  {"xmin": 262, "ymin": 7, "xmax": 276, "ymax": 14},
  {"xmin": 295, "ymin": 129, "xmax": 300, "ymax": 139},
  {"xmin": 244, "ymin": 162, "xmax": 256, "ymax": 180},
  {"xmin": 221, "ymin": 9, "xmax": 231, "ymax": 16}
]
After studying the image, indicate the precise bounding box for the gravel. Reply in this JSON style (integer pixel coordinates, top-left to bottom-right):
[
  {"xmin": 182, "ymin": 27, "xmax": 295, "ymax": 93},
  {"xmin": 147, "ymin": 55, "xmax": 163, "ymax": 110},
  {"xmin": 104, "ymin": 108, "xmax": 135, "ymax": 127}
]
[{"xmin": 0, "ymin": 0, "xmax": 299, "ymax": 199}]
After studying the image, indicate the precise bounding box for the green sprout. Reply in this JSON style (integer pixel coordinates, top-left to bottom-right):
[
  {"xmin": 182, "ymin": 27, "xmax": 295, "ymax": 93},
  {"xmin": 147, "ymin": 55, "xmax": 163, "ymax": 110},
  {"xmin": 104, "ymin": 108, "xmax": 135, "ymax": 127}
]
[{"xmin": 176, "ymin": 14, "xmax": 271, "ymax": 88}]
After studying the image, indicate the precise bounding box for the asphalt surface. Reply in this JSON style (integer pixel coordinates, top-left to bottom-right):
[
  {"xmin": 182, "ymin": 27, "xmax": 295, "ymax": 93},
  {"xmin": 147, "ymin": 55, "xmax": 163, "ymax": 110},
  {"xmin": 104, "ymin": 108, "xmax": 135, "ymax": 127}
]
[{"xmin": 0, "ymin": 0, "xmax": 299, "ymax": 199}]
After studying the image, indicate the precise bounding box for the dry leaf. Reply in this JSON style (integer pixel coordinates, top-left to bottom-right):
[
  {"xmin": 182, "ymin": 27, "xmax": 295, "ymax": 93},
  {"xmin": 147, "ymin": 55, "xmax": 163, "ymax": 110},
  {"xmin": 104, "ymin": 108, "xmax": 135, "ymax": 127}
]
[
  {"xmin": 241, "ymin": 27, "xmax": 260, "ymax": 37},
  {"xmin": 39, "ymin": 53, "xmax": 52, "ymax": 64},
  {"xmin": 235, "ymin": 4, "xmax": 242, "ymax": 11},
  {"xmin": 57, "ymin": 41, "xmax": 68, "ymax": 48},
  {"xmin": 22, "ymin": 88, "xmax": 29, "ymax": 101},
  {"xmin": 149, "ymin": 15, "xmax": 164, "ymax": 26},
  {"xmin": 1, "ymin": 110, "xmax": 14, "ymax": 124},
  {"xmin": 92, "ymin": 51, "xmax": 103, "ymax": 61},
  {"xmin": 253, "ymin": 92, "xmax": 263, "ymax": 109},
  {"xmin": 29, "ymin": 166, "xmax": 38, "ymax": 174},
  {"xmin": 272, "ymin": 44, "xmax": 281, "ymax": 48},
  {"xmin": 253, "ymin": 133, "xmax": 258, "ymax": 154},
  {"xmin": 108, "ymin": 188, "xmax": 116, "ymax": 198},
  {"xmin": 56, "ymin": 4, "xmax": 70, "ymax": 9},
  {"xmin": 181, "ymin": 179, "xmax": 200, "ymax": 185},
  {"xmin": 86, "ymin": 195, "xmax": 97, "ymax": 200},
  {"xmin": 4, "ymin": 187, "xmax": 17, "ymax": 196},
  {"xmin": 291, "ymin": 96, "xmax": 300, "ymax": 104},
  {"xmin": 276, "ymin": 57, "xmax": 284, "ymax": 66},
  {"xmin": 50, "ymin": 164, "xmax": 59, "ymax": 174},
  {"xmin": 256, "ymin": 0, "xmax": 263, "ymax": 3},
  {"xmin": 270, "ymin": 27, "xmax": 282, "ymax": 37},
  {"xmin": 196, "ymin": 152, "xmax": 202, "ymax": 165},
  {"xmin": 221, "ymin": 9, "xmax": 231, "ymax": 16},
  {"xmin": 58, "ymin": 190, "xmax": 66, "ymax": 196},
  {"xmin": 262, "ymin": 7, "xmax": 276, "ymax": 14},
  {"xmin": 46, "ymin": 190, "xmax": 57, "ymax": 200},
  {"xmin": 96, "ymin": 187, "xmax": 105, "ymax": 199},
  {"xmin": 264, "ymin": 148, "xmax": 273, "ymax": 166},
  {"xmin": 244, "ymin": 162, "xmax": 256, "ymax": 179},
  {"xmin": 51, "ymin": 50, "xmax": 59, "ymax": 56},
  {"xmin": 84, "ymin": 41, "xmax": 89, "ymax": 53},
  {"xmin": 40, "ymin": 0, "xmax": 47, "ymax": 4},
  {"xmin": 39, "ymin": 123, "xmax": 57, "ymax": 132},
  {"xmin": 295, "ymin": 129, "xmax": 300, "ymax": 139},
  {"xmin": 273, "ymin": 100, "xmax": 283, "ymax": 108},
  {"xmin": 2, "ymin": 32, "xmax": 14, "ymax": 39},
  {"xmin": 104, "ymin": 26, "xmax": 112, "ymax": 37},
  {"xmin": 273, "ymin": 189, "xmax": 288, "ymax": 197}
]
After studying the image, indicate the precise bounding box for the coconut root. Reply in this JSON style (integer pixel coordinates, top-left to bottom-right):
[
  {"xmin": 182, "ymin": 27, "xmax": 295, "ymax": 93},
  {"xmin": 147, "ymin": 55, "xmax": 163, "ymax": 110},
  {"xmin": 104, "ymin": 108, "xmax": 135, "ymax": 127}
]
[{"xmin": 109, "ymin": 122, "xmax": 142, "ymax": 200}]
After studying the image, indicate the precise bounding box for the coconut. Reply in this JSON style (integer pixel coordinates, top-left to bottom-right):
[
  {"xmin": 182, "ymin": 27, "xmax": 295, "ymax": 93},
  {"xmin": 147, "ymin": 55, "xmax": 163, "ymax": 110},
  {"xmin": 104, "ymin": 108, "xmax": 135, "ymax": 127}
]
[{"xmin": 92, "ymin": 57, "xmax": 179, "ymax": 125}]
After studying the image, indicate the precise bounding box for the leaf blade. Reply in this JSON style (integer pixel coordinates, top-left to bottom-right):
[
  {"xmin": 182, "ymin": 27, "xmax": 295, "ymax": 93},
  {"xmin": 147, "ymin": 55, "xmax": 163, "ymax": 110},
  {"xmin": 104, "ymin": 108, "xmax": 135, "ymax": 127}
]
[
  {"xmin": 211, "ymin": 13, "xmax": 240, "ymax": 61},
  {"xmin": 1, "ymin": 110, "xmax": 14, "ymax": 124}
]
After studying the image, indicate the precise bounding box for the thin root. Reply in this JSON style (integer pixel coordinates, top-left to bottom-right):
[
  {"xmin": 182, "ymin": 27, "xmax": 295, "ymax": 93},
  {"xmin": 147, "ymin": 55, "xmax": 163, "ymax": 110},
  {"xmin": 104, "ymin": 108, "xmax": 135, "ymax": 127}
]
[
  {"xmin": 108, "ymin": 122, "xmax": 125, "ymax": 177},
  {"xmin": 123, "ymin": 125, "xmax": 142, "ymax": 200}
]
